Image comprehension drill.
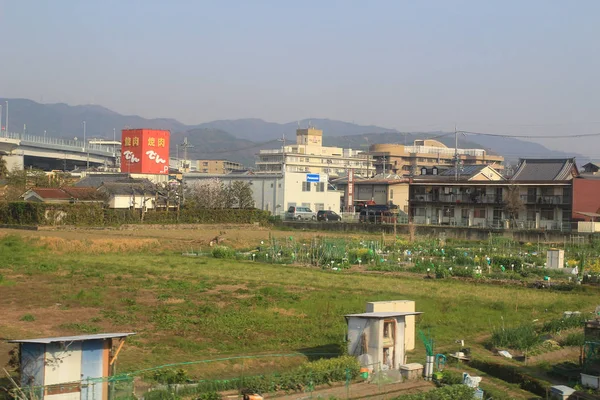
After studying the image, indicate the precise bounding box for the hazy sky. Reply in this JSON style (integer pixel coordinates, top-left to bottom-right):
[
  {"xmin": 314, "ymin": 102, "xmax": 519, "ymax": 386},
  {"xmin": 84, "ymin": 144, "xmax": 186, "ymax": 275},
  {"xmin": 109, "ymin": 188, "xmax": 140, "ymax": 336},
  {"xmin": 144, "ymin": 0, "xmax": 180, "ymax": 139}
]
[{"xmin": 1, "ymin": 1, "xmax": 599, "ymax": 153}]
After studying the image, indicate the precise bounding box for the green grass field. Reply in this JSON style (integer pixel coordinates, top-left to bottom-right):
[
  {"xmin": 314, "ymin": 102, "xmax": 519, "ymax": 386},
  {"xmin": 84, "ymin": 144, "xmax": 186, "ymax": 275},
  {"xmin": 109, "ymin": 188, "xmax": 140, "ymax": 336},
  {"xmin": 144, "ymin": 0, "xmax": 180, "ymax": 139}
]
[{"xmin": 0, "ymin": 231, "xmax": 597, "ymax": 382}]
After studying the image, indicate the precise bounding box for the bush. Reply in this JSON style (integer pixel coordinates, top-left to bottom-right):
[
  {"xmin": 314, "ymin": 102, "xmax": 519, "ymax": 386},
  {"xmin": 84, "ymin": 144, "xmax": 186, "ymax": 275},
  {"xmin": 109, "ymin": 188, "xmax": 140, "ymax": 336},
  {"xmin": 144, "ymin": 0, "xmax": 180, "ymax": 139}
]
[
  {"xmin": 19, "ymin": 314, "xmax": 35, "ymax": 322},
  {"xmin": 211, "ymin": 246, "xmax": 236, "ymax": 259},
  {"xmin": 490, "ymin": 323, "xmax": 542, "ymax": 350},
  {"xmin": 392, "ymin": 384, "xmax": 474, "ymax": 399},
  {"xmin": 152, "ymin": 368, "xmax": 190, "ymax": 384},
  {"xmin": 558, "ymin": 332, "xmax": 585, "ymax": 347},
  {"xmin": 0, "ymin": 202, "xmax": 271, "ymax": 226}
]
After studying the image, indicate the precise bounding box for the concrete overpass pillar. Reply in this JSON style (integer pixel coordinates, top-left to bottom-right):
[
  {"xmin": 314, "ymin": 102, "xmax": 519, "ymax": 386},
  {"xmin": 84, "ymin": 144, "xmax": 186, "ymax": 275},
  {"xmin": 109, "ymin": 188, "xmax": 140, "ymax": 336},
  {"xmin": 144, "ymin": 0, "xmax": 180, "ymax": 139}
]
[{"xmin": 4, "ymin": 154, "xmax": 24, "ymax": 171}]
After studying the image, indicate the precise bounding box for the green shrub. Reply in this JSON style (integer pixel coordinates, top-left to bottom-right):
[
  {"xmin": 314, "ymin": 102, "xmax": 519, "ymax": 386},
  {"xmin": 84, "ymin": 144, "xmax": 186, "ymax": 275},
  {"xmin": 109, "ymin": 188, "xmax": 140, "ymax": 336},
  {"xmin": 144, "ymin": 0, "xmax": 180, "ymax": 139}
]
[
  {"xmin": 211, "ymin": 246, "xmax": 236, "ymax": 259},
  {"xmin": 19, "ymin": 314, "xmax": 35, "ymax": 322},
  {"xmin": 392, "ymin": 384, "xmax": 474, "ymax": 399},
  {"xmin": 152, "ymin": 368, "xmax": 190, "ymax": 384},
  {"xmin": 558, "ymin": 332, "xmax": 585, "ymax": 347},
  {"xmin": 490, "ymin": 323, "xmax": 542, "ymax": 350},
  {"xmin": 195, "ymin": 392, "xmax": 221, "ymax": 400},
  {"xmin": 541, "ymin": 316, "xmax": 586, "ymax": 334}
]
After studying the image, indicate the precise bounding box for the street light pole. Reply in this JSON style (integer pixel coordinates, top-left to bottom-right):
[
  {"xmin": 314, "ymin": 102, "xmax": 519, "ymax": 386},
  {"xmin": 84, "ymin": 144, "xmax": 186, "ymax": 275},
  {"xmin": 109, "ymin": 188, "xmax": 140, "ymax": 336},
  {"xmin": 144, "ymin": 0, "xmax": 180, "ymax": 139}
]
[
  {"xmin": 5, "ymin": 101, "xmax": 8, "ymax": 133},
  {"xmin": 83, "ymin": 121, "xmax": 86, "ymax": 149}
]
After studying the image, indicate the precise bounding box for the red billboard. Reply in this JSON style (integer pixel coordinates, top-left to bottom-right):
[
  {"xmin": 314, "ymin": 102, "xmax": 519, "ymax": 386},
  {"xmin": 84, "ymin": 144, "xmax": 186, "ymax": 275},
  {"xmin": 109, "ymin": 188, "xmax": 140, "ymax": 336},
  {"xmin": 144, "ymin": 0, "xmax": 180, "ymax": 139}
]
[{"xmin": 121, "ymin": 129, "xmax": 170, "ymax": 174}]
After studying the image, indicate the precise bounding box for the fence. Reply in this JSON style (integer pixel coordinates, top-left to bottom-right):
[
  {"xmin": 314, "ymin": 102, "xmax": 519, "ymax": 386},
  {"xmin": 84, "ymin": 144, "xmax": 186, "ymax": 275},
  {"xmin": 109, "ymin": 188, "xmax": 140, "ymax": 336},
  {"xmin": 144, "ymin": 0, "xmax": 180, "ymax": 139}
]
[{"xmin": 6, "ymin": 355, "xmax": 410, "ymax": 400}]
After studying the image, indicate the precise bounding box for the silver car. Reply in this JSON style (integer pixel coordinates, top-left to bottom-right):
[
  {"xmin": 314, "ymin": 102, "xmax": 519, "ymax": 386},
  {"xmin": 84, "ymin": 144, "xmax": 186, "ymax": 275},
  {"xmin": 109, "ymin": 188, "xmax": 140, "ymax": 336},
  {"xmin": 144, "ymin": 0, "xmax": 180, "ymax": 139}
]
[{"xmin": 285, "ymin": 206, "xmax": 316, "ymax": 221}]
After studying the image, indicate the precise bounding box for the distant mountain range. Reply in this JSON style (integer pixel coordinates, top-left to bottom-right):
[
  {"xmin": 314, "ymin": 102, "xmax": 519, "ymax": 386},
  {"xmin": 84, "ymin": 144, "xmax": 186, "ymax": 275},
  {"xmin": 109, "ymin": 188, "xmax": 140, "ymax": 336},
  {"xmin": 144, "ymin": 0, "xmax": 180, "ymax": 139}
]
[{"xmin": 0, "ymin": 98, "xmax": 587, "ymax": 166}]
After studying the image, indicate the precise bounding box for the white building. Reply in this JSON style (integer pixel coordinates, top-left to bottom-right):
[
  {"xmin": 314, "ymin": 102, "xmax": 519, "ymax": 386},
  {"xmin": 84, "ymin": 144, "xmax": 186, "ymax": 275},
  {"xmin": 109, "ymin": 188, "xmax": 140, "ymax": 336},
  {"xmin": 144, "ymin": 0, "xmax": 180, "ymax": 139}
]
[
  {"xmin": 255, "ymin": 127, "xmax": 373, "ymax": 178},
  {"xmin": 184, "ymin": 171, "xmax": 341, "ymax": 215}
]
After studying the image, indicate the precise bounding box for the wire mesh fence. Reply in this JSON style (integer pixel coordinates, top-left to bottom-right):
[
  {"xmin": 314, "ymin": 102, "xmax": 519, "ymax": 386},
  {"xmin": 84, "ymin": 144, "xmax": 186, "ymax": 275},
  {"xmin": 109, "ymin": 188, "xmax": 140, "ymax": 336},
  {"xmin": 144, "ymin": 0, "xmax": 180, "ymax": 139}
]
[{"xmin": 6, "ymin": 356, "xmax": 413, "ymax": 400}]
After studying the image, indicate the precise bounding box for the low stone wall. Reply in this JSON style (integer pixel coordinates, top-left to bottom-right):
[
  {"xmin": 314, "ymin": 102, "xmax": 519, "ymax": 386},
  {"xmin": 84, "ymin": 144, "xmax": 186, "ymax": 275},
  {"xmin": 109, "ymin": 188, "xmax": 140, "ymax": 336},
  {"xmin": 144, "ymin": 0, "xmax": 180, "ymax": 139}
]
[{"xmin": 280, "ymin": 221, "xmax": 581, "ymax": 244}]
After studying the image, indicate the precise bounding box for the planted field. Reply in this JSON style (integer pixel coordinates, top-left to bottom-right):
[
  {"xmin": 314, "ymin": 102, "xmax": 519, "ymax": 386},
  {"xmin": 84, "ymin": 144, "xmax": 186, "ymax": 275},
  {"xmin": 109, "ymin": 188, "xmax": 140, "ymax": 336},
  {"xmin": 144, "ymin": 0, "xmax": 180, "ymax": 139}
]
[{"xmin": 0, "ymin": 228, "xmax": 598, "ymax": 384}]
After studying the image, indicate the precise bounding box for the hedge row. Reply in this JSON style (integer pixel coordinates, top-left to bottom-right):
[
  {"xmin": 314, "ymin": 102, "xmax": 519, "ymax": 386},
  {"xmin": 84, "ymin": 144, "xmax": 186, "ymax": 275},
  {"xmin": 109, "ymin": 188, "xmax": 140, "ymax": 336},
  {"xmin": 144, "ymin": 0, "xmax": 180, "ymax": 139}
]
[
  {"xmin": 144, "ymin": 356, "xmax": 360, "ymax": 400},
  {"xmin": 0, "ymin": 202, "xmax": 271, "ymax": 226}
]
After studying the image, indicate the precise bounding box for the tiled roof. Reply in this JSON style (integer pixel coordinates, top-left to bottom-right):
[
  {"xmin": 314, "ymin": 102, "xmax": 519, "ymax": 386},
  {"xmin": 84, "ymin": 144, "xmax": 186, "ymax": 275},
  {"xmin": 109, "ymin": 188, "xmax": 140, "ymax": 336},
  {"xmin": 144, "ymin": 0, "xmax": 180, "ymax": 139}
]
[
  {"xmin": 99, "ymin": 182, "xmax": 158, "ymax": 196},
  {"xmin": 27, "ymin": 188, "xmax": 71, "ymax": 200},
  {"xmin": 74, "ymin": 174, "xmax": 152, "ymax": 188},
  {"xmin": 61, "ymin": 187, "xmax": 103, "ymax": 201},
  {"xmin": 510, "ymin": 158, "xmax": 577, "ymax": 181},
  {"xmin": 439, "ymin": 165, "xmax": 487, "ymax": 177},
  {"xmin": 25, "ymin": 187, "xmax": 104, "ymax": 201}
]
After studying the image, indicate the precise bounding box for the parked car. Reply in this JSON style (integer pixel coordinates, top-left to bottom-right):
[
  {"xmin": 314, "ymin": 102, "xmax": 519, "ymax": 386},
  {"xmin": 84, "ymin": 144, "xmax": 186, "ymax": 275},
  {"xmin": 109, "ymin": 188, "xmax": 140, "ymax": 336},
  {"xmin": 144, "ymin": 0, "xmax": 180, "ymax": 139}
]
[
  {"xmin": 285, "ymin": 206, "xmax": 316, "ymax": 221},
  {"xmin": 316, "ymin": 210, "xmax": 341, "ymax": 222},
  {"xmin": 359, "ymin": 205, "xmax": 397, "ymax": 224}
]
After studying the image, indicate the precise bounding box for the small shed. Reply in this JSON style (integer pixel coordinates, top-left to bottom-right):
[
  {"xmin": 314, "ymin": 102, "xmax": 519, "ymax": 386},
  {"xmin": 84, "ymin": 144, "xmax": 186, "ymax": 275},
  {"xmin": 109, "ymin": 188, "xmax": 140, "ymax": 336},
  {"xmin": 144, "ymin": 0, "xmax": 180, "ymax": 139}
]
[
  {"xmin": 547, "ymin": 249, "xmax": 565, "ymax": 269},
  {"xmin": 8, "ymin": 333, "xmax": 135, "ymax": 400},
  {"xmin": 345, "ymin": 311, "xmax": 422, "ymax": 371}
]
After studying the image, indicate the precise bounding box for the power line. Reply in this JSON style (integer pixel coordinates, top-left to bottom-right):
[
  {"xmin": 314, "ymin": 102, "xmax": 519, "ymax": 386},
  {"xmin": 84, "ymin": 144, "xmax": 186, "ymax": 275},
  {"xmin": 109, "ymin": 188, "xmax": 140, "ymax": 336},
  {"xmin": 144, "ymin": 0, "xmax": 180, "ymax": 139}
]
[
  {"xmin": 462, "ymin": 130, "xmax": 600, "ymax": 139},
  {"xmin": 190, "ymin": 139, "xmax": 281, "ymax": 155}
]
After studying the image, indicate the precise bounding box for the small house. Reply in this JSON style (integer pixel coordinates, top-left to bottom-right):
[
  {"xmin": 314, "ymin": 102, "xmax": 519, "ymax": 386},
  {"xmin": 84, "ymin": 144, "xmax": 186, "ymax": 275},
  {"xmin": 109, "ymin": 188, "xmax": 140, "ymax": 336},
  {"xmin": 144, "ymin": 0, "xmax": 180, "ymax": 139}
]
[
  {"xmin": 97, "ymin": 182, "xmax": 158, "ymax": 209},
  {"xmin": 21, "ymin": 187, "xmax": 104, "ymax": 204},
  {"xmin": 8, "ymin": 332, "xmax": 135, "ymax": 400}
]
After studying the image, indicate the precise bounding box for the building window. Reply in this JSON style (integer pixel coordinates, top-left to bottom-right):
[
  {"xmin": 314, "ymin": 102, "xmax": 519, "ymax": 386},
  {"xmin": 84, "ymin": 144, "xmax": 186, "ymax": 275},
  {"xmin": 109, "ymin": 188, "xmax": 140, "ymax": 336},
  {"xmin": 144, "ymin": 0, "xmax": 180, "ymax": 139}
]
[
  {"xmin": 316, "ymin": 182, "xmax": 325, "ymax": 192},
  {"xmin": 270, "ymin": 183, "xmax": 274, "ymax": 188},
  {"xmin": 302, "ymin": 182, "xmax": 311, "ymax": 192},
  {"xmin": 541, "ymin": 208, "xmax": 554, "ymax": 220},
  {"xmin": 443, "ymin": 206, "xmax": 454, "ymax": 218},
  {"xmin": 314, "ymin": 203, "xmax": 324, "ymax": 211},
  {"xmin": 203, "ymin": 162, "xmax": 208, "ymax": 166},
  {"xmin": 474, "ymin": 208, "xmax": 486, "ymax": 219},
  {"xmin": 414, "ymin": 208, "xmax": 426, "ymax": 217},
  {"xmin": 527, "ymin": 209, "xmax": 536, "ymax": 221}
]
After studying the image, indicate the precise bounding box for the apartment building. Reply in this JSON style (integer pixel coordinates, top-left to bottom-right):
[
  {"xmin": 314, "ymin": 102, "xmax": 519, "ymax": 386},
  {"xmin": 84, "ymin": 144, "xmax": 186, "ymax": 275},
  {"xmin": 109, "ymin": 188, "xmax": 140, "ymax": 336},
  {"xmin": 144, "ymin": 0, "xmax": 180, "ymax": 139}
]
[
  {"xmin": 255, "ymin": 127, "xmax": 373, "ymax": 178},
  {"xmin": 409, "ymin": 160, "xmax": 577, "ymax": 230},
  {"xmin": 369, "ymin": 139, "xmax": 504, "ymax": 176},
  {"xmin": 196, "ymin": 159, "xmax": 245, "ymax": 174}
]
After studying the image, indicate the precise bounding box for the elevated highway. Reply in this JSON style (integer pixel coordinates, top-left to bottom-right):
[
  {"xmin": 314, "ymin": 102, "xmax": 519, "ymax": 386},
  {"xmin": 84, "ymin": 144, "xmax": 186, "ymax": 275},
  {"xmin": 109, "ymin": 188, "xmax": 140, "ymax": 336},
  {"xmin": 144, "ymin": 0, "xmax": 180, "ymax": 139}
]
[{"xmin": 0, "ymin": 132, "xmax": 119, "ymax": 171}]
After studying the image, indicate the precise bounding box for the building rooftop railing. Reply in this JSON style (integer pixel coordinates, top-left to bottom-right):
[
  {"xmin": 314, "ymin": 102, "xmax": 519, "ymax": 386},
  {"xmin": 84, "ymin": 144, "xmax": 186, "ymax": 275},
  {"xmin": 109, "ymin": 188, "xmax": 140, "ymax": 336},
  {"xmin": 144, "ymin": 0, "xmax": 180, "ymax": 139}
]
[{"xmin": 404, "ymin": 145, "xmax": 486, "ymax": 157}]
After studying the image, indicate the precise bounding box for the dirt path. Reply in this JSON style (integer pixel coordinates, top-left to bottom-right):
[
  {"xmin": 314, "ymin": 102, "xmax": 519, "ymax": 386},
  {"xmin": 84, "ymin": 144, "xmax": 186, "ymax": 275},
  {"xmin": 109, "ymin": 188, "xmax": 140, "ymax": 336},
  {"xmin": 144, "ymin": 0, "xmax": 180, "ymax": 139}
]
[{"xmin": 269, "ymin": 381, "xmax": 435, "ymax": 400}]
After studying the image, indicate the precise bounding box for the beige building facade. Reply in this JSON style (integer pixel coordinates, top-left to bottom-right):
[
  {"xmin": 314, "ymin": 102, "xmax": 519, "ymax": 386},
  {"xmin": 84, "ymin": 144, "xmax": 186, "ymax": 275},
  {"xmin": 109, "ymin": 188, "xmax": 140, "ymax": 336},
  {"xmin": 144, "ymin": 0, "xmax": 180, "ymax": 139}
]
[
  {"xmin": 256, "ymin": 127, "xmax": 373, "ymax": 178},
  {"xmin": 196, "ymin": 159, "xmax": 245, "ymax": 174},
  {"xmin": 369, "ymin": 139, "xmax": 504, "ymax": 176}
]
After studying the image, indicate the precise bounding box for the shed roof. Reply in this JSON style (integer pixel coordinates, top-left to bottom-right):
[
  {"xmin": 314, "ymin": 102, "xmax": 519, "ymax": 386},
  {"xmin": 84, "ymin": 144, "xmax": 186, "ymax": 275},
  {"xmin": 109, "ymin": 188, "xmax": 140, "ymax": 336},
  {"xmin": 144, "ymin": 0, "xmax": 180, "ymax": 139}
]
[
  {"xmin": 345, "ymin": 312, "xmax": 423, "ymax": 319},
  {"xmin": 8, "ymin": 332, "xmax": 136, "ymax": 344}
]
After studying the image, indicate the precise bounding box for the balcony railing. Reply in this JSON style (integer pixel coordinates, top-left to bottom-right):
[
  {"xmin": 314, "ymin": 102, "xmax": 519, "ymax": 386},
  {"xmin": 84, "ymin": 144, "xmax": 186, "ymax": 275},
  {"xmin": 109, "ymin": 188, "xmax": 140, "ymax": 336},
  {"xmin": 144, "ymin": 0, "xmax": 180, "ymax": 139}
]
[
  {"xmin": 520, "ymin": 195, "xmax": 568, "ymax": 205},
  {"xmin": 410, "ymin": 193, "xmax": 503, "ymax": 204}
]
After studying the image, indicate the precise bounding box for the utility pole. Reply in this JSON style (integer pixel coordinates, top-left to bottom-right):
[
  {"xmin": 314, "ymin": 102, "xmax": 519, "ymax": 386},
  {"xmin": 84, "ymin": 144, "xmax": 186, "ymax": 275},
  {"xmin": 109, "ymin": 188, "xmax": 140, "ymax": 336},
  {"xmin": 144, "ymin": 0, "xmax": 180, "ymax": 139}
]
[
  {"xmin": 83, "ymin": 121, "xmax": 87, "ymax": 149},
  {"xmin": 454, "ymin": 124, "xmax": 459, "ymax": 182},
  {"xmin": 180, "ymin": 137, "xmax": 194, "ymax": 172},
  {"xmin": 5, "ymin": 100, "xmax": 8, "ymax": 133}
]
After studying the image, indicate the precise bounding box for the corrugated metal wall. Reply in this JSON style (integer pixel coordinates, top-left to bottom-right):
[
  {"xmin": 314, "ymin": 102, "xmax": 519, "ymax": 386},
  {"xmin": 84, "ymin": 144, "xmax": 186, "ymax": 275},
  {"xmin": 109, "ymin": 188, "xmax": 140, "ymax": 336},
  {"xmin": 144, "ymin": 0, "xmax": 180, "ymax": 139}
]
[
  {"xmin": 81, "ymin": 340, "xmax": 104, "ymax": 400},
  {"xmin": 20, "ymin": 342, "xmax": 45, "ymax": 395}
]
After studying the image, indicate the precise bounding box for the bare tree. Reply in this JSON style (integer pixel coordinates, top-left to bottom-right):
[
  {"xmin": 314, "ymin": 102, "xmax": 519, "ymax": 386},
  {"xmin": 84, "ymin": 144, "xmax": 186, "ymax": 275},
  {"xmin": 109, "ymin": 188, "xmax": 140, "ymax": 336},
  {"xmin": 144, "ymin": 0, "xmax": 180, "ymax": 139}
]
[
  {"xmin": 228, "ymin": 181, "xmax": 255, "ymax": 209},
  {"xmin": 504, "ymin": 185, "xmax": 524, "ymax": 227},
  {"xmin": 186, "ymin": 179, "xmax": 228, "ymax": 208}
]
